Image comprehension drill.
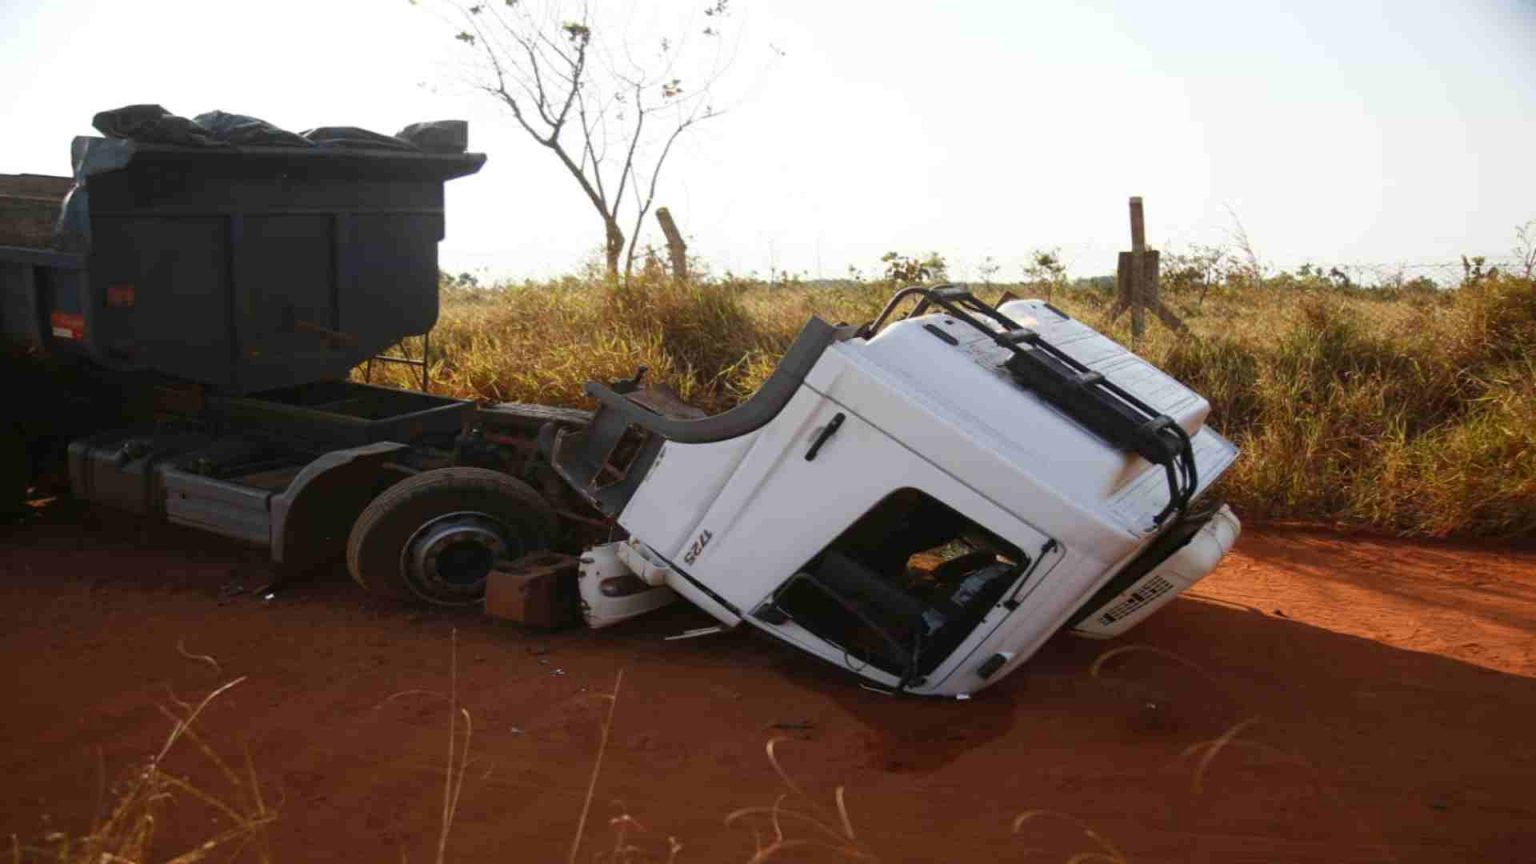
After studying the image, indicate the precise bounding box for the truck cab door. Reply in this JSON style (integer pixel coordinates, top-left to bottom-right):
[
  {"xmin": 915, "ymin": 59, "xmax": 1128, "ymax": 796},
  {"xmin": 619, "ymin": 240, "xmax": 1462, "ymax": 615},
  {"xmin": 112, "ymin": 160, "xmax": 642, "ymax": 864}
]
[{"xmin": 676, "ymin": 393, "xmax": 1053, "ymax": 689}]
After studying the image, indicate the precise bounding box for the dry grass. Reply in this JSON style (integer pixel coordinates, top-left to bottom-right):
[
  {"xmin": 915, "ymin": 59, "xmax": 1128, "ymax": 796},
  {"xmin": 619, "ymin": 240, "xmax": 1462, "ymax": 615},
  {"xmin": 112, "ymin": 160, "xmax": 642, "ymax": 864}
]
[
  {"xmin": 569, "ymin": 668, "xmax": 628, "ymax": 864},
  {"xmin": 436, "ymin": 631, "xmax": 474, "ymax": 864},
  {"xmin": 10, "ymin": 678, "xmax": 275, "ymax": 864},
  {"xmin": 1009, "ymin": 810, "xmax": 1128, "ymax": 864},
  {"xmin": 365, "ymin": 268, "xmax": 1536, "ymax": 538},
  {"xmin": 722, "ymin": 738, "xmax": 876, "ymax": 863}
]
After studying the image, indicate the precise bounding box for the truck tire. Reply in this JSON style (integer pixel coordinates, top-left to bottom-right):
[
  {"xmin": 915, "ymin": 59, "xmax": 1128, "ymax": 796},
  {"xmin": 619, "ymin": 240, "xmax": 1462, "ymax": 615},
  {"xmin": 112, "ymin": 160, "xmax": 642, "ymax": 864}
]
[{"xmin": 346, "ymin": 467, "xmax": 557, "ymax": 606}]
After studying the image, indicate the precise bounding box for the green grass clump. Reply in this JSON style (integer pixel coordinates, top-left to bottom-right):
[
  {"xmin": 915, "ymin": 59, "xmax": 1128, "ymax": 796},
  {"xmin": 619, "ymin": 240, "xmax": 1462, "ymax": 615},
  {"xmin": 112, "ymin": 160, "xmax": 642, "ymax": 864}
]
[{"xmin": 368, "ymin": 269, "xmax": 1536, "ymax": 538}]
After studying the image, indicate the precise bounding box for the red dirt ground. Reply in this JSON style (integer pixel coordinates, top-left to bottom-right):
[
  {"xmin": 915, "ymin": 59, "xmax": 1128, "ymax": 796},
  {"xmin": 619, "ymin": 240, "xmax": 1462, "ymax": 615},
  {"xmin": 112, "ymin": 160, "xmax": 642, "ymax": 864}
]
[{"xmin": 2, "ymin": 508, "xmax": 1534, "ymax": 863}]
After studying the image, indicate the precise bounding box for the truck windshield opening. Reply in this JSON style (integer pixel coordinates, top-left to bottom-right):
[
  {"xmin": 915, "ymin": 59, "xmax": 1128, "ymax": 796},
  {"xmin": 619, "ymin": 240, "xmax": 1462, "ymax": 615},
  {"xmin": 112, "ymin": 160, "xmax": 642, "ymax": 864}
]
[{"xmin": 767, "ymin": 489, "xmax": 1028, "ymax": 680}]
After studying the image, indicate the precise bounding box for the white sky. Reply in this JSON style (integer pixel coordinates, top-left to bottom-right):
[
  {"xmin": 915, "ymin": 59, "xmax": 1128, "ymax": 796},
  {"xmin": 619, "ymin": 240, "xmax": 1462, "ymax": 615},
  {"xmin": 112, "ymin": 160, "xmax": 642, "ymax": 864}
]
[{"xmin": 2, "ymin": 0, "xmax": 1533, "ymax": 281}]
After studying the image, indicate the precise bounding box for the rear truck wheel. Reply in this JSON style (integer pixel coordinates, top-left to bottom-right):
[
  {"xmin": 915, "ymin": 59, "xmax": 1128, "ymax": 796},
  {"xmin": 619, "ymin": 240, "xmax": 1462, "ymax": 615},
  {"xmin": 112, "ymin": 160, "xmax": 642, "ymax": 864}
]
[{"xmin": 346, "ymin": 467, "xmax": 557, "ymax": 606}]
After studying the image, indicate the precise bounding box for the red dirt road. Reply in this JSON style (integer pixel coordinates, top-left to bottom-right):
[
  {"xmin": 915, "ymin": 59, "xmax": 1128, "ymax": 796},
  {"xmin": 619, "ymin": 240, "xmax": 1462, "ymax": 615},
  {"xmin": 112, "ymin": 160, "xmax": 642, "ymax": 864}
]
[{"xmin": 2, "ymin": 510, "xmax": 1534, "ymax": 863}]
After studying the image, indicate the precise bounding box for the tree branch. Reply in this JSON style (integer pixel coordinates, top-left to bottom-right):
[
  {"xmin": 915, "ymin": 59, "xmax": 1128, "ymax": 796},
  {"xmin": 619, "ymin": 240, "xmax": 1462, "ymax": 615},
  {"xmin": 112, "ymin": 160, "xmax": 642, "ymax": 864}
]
[
  {"xmin": 624, "ymin": 110, "xmax": 706, "ymax": 276},
  {"xmin": 438, "ymin": 0, "xmax": 739, "ymax": 277},
  {"xmin": 611, "ymin": 80, "xmax": 646, "ymax": 218}
]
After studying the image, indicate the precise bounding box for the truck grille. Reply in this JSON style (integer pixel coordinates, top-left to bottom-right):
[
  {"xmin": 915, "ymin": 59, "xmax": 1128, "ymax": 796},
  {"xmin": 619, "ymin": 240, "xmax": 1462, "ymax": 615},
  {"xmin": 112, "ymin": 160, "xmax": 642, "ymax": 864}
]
[{"xmin": 1097, "ymin": 574, "xmax": 1175, "ymax": 625}]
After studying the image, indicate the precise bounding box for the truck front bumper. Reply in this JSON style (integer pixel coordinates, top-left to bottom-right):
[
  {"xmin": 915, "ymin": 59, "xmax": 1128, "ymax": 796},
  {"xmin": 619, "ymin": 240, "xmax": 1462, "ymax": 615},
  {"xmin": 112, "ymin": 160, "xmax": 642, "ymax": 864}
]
[{"xmin": 1070, "ymin": 504, "xmax": 1242, "ymax": 638}]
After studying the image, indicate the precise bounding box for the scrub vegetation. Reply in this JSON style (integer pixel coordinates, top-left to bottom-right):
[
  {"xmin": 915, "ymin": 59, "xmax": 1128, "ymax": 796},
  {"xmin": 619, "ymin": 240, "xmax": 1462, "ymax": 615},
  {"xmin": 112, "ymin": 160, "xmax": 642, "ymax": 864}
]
[{"xmin": 377, "ymin": 242, "xmax": 1536, "ymax": 539}]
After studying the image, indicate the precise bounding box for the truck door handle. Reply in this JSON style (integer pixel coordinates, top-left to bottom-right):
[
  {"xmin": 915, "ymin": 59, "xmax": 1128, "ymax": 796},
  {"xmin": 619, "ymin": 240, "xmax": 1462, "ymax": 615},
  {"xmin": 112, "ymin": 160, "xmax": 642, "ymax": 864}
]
[{"xmin": 805, "ymin": 412, "xmax": 846, "ymax": 461}]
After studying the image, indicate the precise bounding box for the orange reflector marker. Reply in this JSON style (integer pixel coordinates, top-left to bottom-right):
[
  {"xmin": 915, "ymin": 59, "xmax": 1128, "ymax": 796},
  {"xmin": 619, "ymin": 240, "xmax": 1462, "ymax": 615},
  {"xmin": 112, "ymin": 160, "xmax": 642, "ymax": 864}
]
[{"xmin": 49, "ymin": 311, "xmax": 84, "ymax": 340}]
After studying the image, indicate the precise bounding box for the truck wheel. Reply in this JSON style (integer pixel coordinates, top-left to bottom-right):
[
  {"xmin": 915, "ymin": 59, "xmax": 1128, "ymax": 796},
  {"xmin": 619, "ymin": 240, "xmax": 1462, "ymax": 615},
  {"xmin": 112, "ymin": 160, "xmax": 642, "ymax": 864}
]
[{"xmin": 346, "ymin": 467, "xmax": 557, "ymax": 606}]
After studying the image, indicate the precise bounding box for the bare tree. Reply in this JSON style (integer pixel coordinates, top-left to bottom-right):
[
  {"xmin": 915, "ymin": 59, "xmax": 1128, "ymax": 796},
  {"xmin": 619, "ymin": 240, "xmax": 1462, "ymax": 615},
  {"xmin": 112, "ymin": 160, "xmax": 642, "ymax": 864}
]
[
  {"xmin": 1514, "ymin": 218, "xmax": 1536, "ymax": 280},
  {"xmin": 438, "ymin": 0, "xmax": 735, "ymax": 279}
]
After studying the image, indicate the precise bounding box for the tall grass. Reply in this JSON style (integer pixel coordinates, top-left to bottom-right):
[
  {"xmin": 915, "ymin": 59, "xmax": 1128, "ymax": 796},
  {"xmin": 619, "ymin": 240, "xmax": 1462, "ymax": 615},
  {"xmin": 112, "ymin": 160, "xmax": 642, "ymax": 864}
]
[{"xmin": 370, "ymin": 269, "xmax": 1536, "ymax": 538}]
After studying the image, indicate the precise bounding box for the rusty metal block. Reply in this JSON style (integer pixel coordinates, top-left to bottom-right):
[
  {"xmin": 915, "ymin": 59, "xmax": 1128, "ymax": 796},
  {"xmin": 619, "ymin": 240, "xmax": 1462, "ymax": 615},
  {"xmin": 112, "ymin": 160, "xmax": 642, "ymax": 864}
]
[{"xmin": 484, "ymin": 551, "xmax": 579, "ymax": 628}]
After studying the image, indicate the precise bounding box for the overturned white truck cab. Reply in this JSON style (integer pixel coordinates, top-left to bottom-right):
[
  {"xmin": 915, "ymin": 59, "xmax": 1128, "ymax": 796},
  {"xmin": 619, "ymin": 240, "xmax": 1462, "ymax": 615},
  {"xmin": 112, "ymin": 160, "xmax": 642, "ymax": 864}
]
[{"xmin": 543, "ymin": 285, "xmax": 1239, "ymax": 696}]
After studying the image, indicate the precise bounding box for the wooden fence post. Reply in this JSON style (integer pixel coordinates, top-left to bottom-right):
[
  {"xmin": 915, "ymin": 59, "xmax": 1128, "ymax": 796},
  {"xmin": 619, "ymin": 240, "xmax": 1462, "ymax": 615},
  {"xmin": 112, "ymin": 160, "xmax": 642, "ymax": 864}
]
[
  {"xmin": 655, "ymin": 207, "xmax": 688, "ymax": 281},
  {"xmin": 1107, "ymin": 196, "xmax": 1184, "ymax": 340}
]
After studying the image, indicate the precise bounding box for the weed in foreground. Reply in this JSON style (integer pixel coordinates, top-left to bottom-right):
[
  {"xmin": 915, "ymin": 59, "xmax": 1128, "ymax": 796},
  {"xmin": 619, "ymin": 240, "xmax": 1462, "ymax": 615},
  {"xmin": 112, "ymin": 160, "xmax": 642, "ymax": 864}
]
[
  {"xmin": 10, "ymin": 677, "xmax": 275, "ymax": 864},
  {"xmin": 436, "ymin": 631, "xmax": 473, "ymax": 864},
  {"xmin": 1009, "ymin": 810, "xmax": 1128, "ymax": 864},
  {"xmin": 569, "ymin": 668, "xmax": 630, "ymax": 864},
  {"xmin": 723, "ymin": 738, "xmax": 876, "ymax": 863}
]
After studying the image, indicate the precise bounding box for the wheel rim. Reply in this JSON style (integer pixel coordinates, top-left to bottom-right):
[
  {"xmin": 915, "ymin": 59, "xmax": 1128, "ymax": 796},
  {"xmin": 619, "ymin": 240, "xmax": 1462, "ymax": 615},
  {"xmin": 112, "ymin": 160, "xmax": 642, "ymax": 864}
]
[{"xmin": 401, "ymin": 511, "xmax": 516, "ymax": 603}]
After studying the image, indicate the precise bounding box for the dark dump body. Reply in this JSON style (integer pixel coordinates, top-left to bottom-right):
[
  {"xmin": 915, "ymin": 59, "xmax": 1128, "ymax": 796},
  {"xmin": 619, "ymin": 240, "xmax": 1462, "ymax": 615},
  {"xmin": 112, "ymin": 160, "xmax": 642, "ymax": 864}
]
[{"xmin": 0, "ymin": 137, "xmax": 485, "ymax": 394}]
